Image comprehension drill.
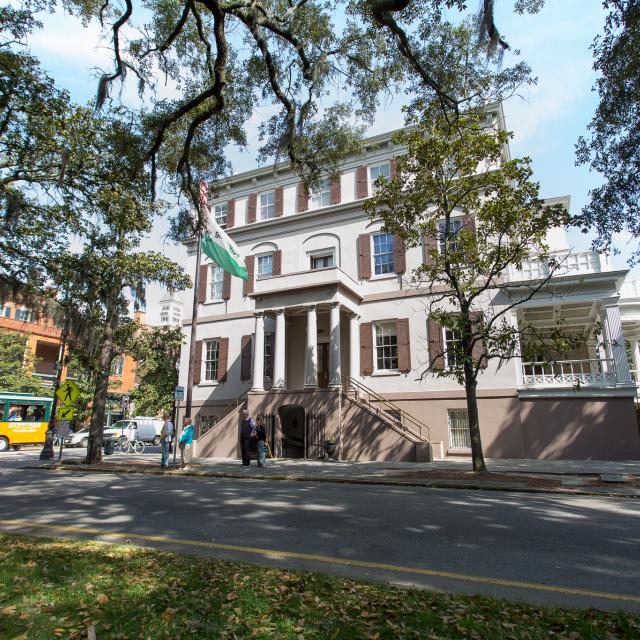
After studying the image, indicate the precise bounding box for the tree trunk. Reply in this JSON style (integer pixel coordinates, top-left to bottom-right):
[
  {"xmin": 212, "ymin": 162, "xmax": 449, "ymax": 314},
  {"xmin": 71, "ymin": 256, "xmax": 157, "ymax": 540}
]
[
  {"xmin": 85, "ymin": 292, "xmax": 118, "ymax": 464},
  {"xmin": 463, "ymin": 359, "xmax": 487, "ymax": 473}
]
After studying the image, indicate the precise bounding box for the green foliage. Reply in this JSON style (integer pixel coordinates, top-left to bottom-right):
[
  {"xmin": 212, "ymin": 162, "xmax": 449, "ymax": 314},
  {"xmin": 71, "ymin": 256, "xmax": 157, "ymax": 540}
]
[
  {"xmin": 129, "ymin": 326, "xmax": 183, "ymax": 416},
  {"xmin": 0, "ymin": 328, "xmax": 51, "ymax": 395},
  {"xmin": 576, "ymin": 0, "xmax": 640, "ymax": 263}
]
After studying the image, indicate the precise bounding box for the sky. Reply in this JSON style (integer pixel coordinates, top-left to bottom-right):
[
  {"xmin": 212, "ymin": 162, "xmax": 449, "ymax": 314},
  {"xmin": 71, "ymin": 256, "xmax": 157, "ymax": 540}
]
[{"xmin": 21, "ymin": 0, "xmax": 636, "ymax": 322}]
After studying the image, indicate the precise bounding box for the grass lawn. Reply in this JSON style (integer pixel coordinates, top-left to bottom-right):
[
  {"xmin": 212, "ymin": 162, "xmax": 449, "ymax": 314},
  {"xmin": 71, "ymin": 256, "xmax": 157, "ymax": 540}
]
[{"xmin": 0, "ymin": 532, "xmax": 639, "ymax": 639}]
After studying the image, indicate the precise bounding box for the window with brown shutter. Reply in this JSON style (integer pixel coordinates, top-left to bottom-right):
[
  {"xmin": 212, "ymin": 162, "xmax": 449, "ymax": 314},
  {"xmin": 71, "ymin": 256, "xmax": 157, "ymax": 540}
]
[
  {"xmin": 356, "ymin": 165, "xmax": 368, "ymax": 199},
  {"xmin": 396, "ymin": 318, "xmax": 411, "ymax": 372},
  {"xmin": 193, "ymin": 340, "xmax": 203, "ymax": 385},
  {"xmin": 275, "ymin": 186, "xmax": 284, "ymax": 217},
  {"xmin": 393, "ymin": 236, "xmax": 406, "ymax": 274},
  {"xmin": 427, "ymin": 317, "xmax": 445, "ymax": 370},
  {"xmin": 222, "ymin": 271, "xmax": 231, "ymax": 301},
  {"xmin": 360, "ymin": 322, "xmax": 373, "ymax": 375},
  {"xmin": 422, "ymin": 235, "xmax": 438, "ymax": 266},
  {"xmin": 330, "ymin": 175, "xmax": 341, "ymax": 205},
  {"xmin": 243, "ymin": 255, "xmax": 255, "ymax": 296},
  {"xmin": 390, "ymin": 158, "xmax": 397, "ymax": 179},
  {"xmin": 247, "ymin": 193, "xmax": 257, "ymax": 223},
  {"xmin": 217, "ymin": 337, "xmax": 229, "ymax": 382},
  {"xmin": 272, "ymin": 249, "xmax": 282, "ymax": 276},
  {"xmin": 358, "ymin": 233, "xmax": 371, "ymax": 280},
  {"xmin": 297, "ymin": 182, "xmax": 308, "ymax": 212},
  {"xmin": 241, "ymin": 335, "xmax": 252, "ymax": 381},
  {"xmin": 197, "ymin": 264, "xmax": 208, "ymax": 304},
  {"xmin": 227, "ymin": 199, "xmax": 235, "ymax": 228}
]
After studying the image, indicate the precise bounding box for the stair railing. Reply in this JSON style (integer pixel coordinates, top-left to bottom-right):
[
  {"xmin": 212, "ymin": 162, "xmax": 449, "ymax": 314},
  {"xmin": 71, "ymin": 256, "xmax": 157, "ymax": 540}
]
[{"xmin": 341, "ymin": 375, "xmax": 430, "ymax": 442}]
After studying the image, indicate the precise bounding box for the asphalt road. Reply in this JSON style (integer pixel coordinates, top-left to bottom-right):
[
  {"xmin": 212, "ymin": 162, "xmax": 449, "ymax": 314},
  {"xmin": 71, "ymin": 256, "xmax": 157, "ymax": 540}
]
[{"xmin": 1, "ymin": 450, "xmax": 639, "ymax": 613}]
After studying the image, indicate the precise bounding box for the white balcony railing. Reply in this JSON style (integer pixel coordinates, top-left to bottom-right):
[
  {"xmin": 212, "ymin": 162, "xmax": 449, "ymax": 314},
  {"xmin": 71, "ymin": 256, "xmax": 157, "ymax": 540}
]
[
  {"xmin": 520, "ymin": 359, "xmax": 617, "ymax": 388},
  {"xmin": 508, "ymin": 251, "xmax": 612, "ymax": 282}
]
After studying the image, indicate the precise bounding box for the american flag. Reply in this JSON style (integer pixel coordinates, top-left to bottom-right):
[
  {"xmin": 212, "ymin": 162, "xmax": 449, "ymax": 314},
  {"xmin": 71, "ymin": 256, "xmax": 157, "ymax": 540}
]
[{"xmin": 198, "ymin": 180, "xmax": 209, "ymax": 212}]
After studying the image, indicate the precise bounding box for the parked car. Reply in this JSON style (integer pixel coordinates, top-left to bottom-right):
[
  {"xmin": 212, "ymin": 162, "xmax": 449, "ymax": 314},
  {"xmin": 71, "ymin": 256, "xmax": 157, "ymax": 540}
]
[
  {"xmin": 63, "ymin": 428, "xmax": 91, "ymax": 448},
  {"xmin": 104, "ymin": 417, "xmax": 163, "ymax": 445}
]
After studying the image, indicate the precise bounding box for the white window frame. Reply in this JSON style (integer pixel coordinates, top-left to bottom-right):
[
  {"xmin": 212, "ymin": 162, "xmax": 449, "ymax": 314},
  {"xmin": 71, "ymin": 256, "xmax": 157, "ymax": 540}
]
[
  {"xmin": 372, "ymin": 232, "xmax": 395, "ymax": 276},
  {"xmin": 437, "ymin": 217, "xmax": 464, "ymax": 254},
  {"xmin": 2, "ymin": 305, "xmax": 10, "ymax": 318},
  {"xmin": 373, "ymin": 321, "xmax": 399, "ymax": 372},
  {"xmin": 448, "ymin": 409, "xmax": 471, "ymax": 451},
  {"xmin": 369, "ymin": 162, "xmax": 390, "ymax": 194},
  {"xmin": 443, "ymin": 327, "xmax": 463, "ymax": 370},
  {"xmin": 309, "ymin": 248, "xmax": 336, "ymax": 270},
  {"xmin": 214, "ymin": 202, "xmax": 228, "ymax": 227},
  {"xmin": 310, "ymin": 178, "xmax": 331, "ymax": 209},
  {"xmin": 15, "ymin": 308, "xmax": 33, "ymax": 322},
  {"xmin": 208, "ymin": 263, "xmax": 224, "ymax": 301},
  {"xmin": 204, "ymin": 339, "xmax": 220, "ymax": 382},
  {"xmin": 260, "ymin": 190, "xmax": 276, "ymax": 220},
  {"xmin": 257, "ymin": 253, "xmax": 274, "ymax": 280},
  {"xmin": 111, "ymin": 355, "xmax": 124, "ymax": 376}
]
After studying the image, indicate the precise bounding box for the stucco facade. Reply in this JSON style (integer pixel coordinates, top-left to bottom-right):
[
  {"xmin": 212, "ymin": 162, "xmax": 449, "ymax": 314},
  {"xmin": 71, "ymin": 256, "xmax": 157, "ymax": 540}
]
[{"xmin": 177, "ymin": 109, "xmax": 640, "ymax": 461}]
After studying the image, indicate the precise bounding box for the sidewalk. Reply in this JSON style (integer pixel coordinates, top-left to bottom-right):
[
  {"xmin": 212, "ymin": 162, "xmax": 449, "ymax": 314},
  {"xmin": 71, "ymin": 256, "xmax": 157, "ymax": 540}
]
[{"xmin": 42, "ymin": 455, "xmax": 640, "ymax": 498}]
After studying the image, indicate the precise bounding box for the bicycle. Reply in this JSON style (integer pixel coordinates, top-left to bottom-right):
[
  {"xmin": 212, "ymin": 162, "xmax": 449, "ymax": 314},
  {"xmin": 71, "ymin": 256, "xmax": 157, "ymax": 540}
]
[{"xmin": 120, "ymin": 439, "xmax": 145, "ymax": 454}]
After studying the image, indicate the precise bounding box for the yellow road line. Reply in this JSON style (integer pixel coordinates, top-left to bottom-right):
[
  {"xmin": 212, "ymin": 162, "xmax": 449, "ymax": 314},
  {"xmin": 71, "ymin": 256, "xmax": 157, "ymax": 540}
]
[{"xmin": 1, "ymin": 518, "xmax": 638, "ymax": 604}]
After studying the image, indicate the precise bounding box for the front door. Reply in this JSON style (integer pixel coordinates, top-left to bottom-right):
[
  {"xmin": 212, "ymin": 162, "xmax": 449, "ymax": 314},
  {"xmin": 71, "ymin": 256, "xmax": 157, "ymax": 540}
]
[
  {"xmin": 306, "ymin": 412, "xmax": 325, "ymax": 459},
  {"xmin": 317, "ymin": 342, "xmax": 329, "ymax": 388}
]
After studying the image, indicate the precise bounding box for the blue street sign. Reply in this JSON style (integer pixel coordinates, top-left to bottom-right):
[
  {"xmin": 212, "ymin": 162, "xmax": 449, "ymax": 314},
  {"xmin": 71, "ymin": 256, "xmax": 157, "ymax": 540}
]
[{"xmin": 175, "ymin": 386, "xmax": 185, "ymax": 401}]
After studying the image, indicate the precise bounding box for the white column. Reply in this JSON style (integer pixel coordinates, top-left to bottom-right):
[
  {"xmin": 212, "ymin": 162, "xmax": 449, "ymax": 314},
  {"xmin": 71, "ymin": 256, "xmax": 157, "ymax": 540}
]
[
  {"xmin": 603, "ymin": 299, "xmax": 632, "ymax": 384},
  {"xmin": 510, "ymin": 311, "xmax": 523, "ymax": 386},
  {"xmin": 251, "ymin": 312, "xmax": 265, "ymax": 391},
  {"xmin": 630, "ymin": 338, "xmax": 640, "ymax": 382},
  {"xmin": 273, "ymin": 308, "xmax": 286, "ymax": 389},
  {"xmin": 304, "ymin": 305, "xmax": 318, "ymax": 389},
  {"xmin": 349, "ymin": 314, "xmax": 360, "ymax": 380},
  {"xmin": 329, "ymin": 302, "xmax": 341, "ymax": 387}
]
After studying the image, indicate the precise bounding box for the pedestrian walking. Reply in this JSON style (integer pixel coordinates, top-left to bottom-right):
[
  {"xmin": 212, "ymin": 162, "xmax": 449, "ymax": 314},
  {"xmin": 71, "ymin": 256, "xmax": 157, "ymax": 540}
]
[
  {"xmin": 240, "ymin": 409, "xmax": 255, "ymax": 467},
  {"xmin": 256, "ymin": 416, "xmax": 266, "ymax": 467},
  {"xmin": 159, "ymin": 411, "xmax": 173, "ymax": 469},
  {"xmin": 179, "ymin": 417, "xmax": 194, "ymax": 469}
]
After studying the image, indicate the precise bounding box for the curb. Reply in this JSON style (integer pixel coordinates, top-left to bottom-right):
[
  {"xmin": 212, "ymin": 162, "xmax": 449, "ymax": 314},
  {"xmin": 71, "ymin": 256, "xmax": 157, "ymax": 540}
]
[{"xmin": 26, "ymin": 464, "xmax": 640, "ymax": 499}]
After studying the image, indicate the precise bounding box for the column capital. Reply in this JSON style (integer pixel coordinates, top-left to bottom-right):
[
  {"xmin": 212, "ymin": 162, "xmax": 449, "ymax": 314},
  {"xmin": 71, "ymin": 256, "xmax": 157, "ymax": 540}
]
[
  {"xmin": 306, "ymin": 304, "xmax": 317, "ymax": 312},
  {"xmin": 350, "ymin": 313, "xmax": 360, "ymax": 321},
  {"xmin": 330, "ymin": 301, "xmax": 341, "ymax": 310},
  {"xmin": 254, "ymin": 310, "xmax": 265, "ymax": 318},
  {"xmin": 274, "ymin": 307, "xmax": 285, "ymax": 316}
]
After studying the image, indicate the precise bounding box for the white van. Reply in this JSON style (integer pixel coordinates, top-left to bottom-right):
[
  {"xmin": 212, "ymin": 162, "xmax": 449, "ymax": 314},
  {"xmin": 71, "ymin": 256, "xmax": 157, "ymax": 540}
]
[{"xmin": 105, "ymin": 417, "xmax": 164, "ymax": 445}]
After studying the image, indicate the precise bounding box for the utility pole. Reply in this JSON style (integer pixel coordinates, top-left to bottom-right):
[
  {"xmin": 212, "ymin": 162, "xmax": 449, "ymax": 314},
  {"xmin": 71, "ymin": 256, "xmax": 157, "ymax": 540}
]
[{"xmin": 40, "ymin": 302, "xmax": 70, "ymax": 460}]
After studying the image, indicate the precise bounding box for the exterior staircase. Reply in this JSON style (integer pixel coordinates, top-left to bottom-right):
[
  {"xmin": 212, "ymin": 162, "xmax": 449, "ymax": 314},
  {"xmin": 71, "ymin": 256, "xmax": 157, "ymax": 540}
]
[{"xmin": 192, "ymin": 401, "xmax": 245, "ymax": 458}]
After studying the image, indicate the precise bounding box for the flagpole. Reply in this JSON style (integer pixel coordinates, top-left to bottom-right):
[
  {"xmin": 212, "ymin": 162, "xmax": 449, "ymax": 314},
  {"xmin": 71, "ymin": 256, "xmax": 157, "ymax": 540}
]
[{"xmin": 184, "ymin": 230, "xmax": 202, "ymax": 424}]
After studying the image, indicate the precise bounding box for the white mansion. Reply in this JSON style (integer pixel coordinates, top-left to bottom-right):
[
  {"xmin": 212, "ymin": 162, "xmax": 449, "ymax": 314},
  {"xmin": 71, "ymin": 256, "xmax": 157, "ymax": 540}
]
[{"xmin": 176, "ymin": 105, "xmax": 640, "ymax": 461}]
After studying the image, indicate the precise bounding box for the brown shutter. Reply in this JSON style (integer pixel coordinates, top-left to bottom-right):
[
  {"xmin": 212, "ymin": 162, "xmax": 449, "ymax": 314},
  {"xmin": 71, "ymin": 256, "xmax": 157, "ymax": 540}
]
[
  {"xmin": 198, "ymin": 264, "xmax": 208, "ymax": 303},
  {"xmin": 427, "ymin": 317, "xmax": 445, "ymax": 370},
  {"xmin": 194, "ymin": 340, "xmax": 203, "ymax": 385},
  {"xmin": 247, "ymin": 193, "xmax": 257, "ymax": 223},
  {"xmin": 358, "ymin": 233, "xmax": 371, "ymax": 280},
  {"xmin": 272, "ymin": 249, "xmax": 282, "ymax": 276},
  {"xmin": 390, "ymin": 158, "xmax": 397, "ymax": 179},
  {"xmin": 393, "ymin": 235, "xmax": 406, "ymax": 274},
  {"xmin": 396, "ymin": 318, "xmax": 411, "ymax": 373},
  {"xmin": 217, "ymin": 337, "xmax": 229, "ymax": 382},
  {"xmin": 222, "ymin": 270, "xmax": 231, "ymax": 301},
  {"xmin": 360, "ymin": 322, "xmax": 373, "ymax": 375},
  {"xmin": 297, "ymin": 182, "xmax": 308, "ymax": 212},
  {"xmin": 356, "ymin": 165, "xmax": 368, "ymax": 199},
  {"xmin": 241, "ymin": 335, "xmax": 252, "ymax": 381},
  {"xmin": 470, "ymin": 311, "xmax": 488, "ymax": 369},
  {"xmin": 226, "ymin": 199, "xmax": 235, "ymax": 228},
  {"xmin": 243, "ymin": 255, "xmax": 255, "ymax": 296},
  {"xmin": 275, "ymin": 186, "xmax": 284, "ymax": 217},
  {"xmin": 330, "ymin": 175, "xmax": 341, "ymax": 205},
  {"xmin": 423, "ymin": 235, "xmax": 438, "ymax": 266},
  {"xmin": 462, "ymin": 212, "xmax": 476, "ymax": 237}
]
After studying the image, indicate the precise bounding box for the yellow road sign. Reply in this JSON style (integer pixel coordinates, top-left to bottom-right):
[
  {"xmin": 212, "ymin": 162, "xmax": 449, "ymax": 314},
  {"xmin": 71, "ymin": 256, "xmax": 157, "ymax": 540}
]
[
  {"xmin": 56, "ymin": 406, "xmax": 75, "ymax": 421},
  {"xmin": 56, "ymin": 380, "xmax": 80, "ymax": 405}
]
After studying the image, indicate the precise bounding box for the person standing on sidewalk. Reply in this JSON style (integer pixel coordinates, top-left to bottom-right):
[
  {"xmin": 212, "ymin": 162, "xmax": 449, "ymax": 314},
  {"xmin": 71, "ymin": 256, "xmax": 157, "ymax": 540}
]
[
  {"xmin": 256, "ymin": 416, "xmax": 267, "ymax": 468},
  {"xmin": 179, "ymin": 417, "xmax": 194, "ymax": 469},
  {"xmin": 159, "ymin": 411, "xmax": 174, "ymax": 469},
  {"xmin": 240, "ymin": 410, "xmax": 255, "ymax": 467}
]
